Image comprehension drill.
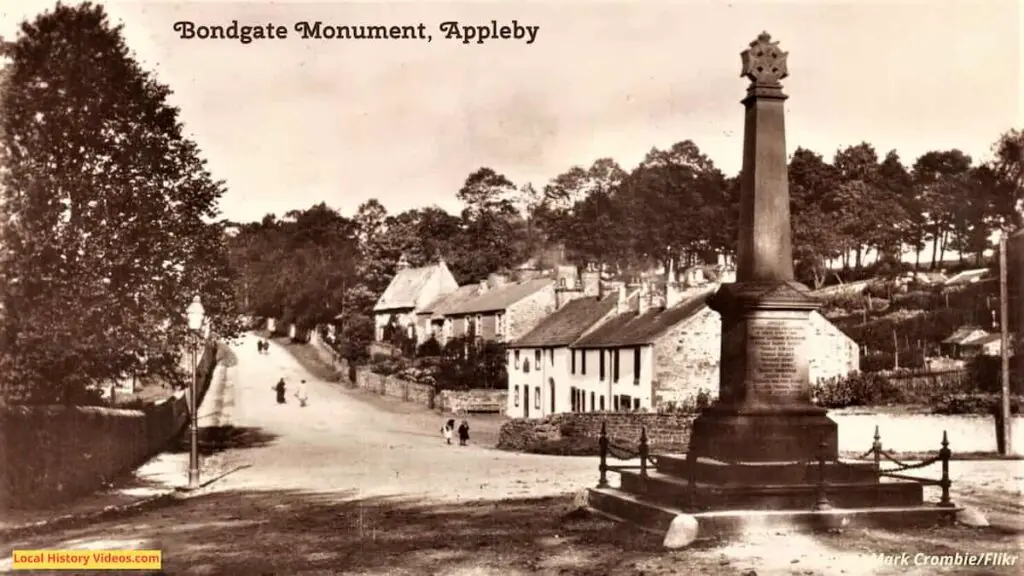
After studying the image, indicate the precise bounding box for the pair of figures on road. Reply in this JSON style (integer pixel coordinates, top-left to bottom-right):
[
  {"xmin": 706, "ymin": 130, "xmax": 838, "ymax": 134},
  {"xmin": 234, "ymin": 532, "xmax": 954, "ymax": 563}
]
[
  {"xmin": 441, "ymin": 418, "xmax": 470, "ymax": 446},
  {"xmin": 273, "ymin": 378, "xmax": 309, "ymax": 407},
  {"xmin": 256, "ymin": 340, "xmax": 270, "ymax": 355}
]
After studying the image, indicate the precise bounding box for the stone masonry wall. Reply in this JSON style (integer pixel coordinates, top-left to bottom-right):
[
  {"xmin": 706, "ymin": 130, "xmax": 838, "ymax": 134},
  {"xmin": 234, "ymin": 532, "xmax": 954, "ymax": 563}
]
[
  {"xmin": 651, "ymin": 307, "xmax": 858, "ymax": 408},
  {"xmin": 652, "ymin": 307, "xmax": 720, "ymax": 407},
  {"xmin": 437, "ymin": 389, "xmax": 508, "ymax": 413},
  {"xmin": 352, "ymin": 367, "xmax": 509, "ymax": 413},
  {"xmin": 0, "ymin": 342, "xmax": 218, "ymax": 509},
  {"xmin": 505, "ymin": 284, "xmax": 557, "ymax": 342},
  {"xmin": 497, "ymin": 412, "xmax": 695, "ymax": 453}
]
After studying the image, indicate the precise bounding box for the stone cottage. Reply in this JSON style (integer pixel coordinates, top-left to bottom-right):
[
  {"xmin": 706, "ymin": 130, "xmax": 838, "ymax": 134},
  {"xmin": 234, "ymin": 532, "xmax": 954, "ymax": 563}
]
[
  {"xmin": 441, "ymin": 276, "xmax": 557, "ymax": 343},
  {"xmin": 504, "ymin": 290, "xmax": 617, "ymax": 419},
  {"xmin": 373, "ymin": 256, "xmax": 458, "ymax": 343},
  {"xmin": 546, "ymin": 279, "xmax": 859, "ymax": 415}
]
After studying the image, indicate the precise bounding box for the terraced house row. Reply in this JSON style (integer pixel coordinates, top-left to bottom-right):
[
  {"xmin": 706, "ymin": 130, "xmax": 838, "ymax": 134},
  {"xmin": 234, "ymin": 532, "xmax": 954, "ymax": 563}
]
[{"xmin": 371, "ymin": 256, "xmax": 860, "ymax": 417}]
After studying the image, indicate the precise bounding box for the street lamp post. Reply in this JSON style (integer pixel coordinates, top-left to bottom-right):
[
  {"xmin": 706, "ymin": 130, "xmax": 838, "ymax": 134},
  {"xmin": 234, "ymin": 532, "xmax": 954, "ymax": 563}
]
[{"xmin": 186, "ymin": 295, "xmax": 206, "ymax": 489}]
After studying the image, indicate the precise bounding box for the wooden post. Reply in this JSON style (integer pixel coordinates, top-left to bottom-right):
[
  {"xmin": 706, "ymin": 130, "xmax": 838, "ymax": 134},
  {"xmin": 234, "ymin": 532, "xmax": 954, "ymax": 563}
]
[
  {"xmin": 639, "ymin": 427, "xmax": 649, "ymax": 478},
  {"xmin": 893, "ymin": 330, "xmax": 900, "ymax": 370},
  {"xmin": 872, "ymin": 425, "xmax": 882, "ymax": 474},
  {"xmin": 598, "ymin": 421, "xmax": 609, "ymax": 488},
  {"xmin": 938, "ymin": 431, "xmax": 953, "ymax": 508},
  {"xmin": 999, "ymin": 234, "xmax": 1013, "ymax": 456}
]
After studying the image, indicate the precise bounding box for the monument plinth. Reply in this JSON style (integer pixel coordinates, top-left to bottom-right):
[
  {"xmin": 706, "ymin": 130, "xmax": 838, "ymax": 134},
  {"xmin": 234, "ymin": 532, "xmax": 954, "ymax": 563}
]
[{"xmin": 585, "ymin": 32, "xmax": 959, "ymax": 541}]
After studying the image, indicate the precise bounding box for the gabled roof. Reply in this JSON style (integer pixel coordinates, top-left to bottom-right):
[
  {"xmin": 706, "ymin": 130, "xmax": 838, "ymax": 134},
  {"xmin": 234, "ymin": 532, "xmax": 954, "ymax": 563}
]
[
  {"xmin": 420, "ymin": 284, "xmax": 481, "ymax": 318},
  {"xmin": 944, "ymin": 268, "xmax": 990, "ymax": 286},
  {"xmin": 942, "ymin": 325, "xmax": 988, "ymax": 345},
  {"xmin": 968, "ymin": 333, "xmax": 1004, "ymax": 347},
  {"xmin": 571, "ymin": 288, "xmax": 715, "ymax": 348},
  {"xmin": 509, "ymin": 295, "xmax": 618, "ymax": 348},
  {"xmin": 373, "ymin": 265, "xmax": 438, "ymax": 312},
  {"xmin": 445, "ymin": 278, "xmax": 553, "ymax": 315}
]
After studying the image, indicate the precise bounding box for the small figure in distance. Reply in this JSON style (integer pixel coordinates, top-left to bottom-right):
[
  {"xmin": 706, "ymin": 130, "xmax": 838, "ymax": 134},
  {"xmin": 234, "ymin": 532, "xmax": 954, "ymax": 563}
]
[
  {"xmin": 457, "ymin": 420, "xmax": 470, "ymax": 446},
  {"xmin": 273, "ymin": 378, "xmax": 286, "ymax": 404},
  {"xmin": 295, "ymin": 379, "xmax": 309, "ymax": 407},
  {"xmin": 441, "ymin": 418, "xmax": 455, "ymax": 445}
]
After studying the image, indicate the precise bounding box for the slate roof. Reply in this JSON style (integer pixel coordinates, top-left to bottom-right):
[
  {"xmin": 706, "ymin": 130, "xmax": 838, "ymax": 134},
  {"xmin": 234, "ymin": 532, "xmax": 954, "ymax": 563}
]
[
  {"xmin": 942, "ymin": 325, "xmax": 988, "ymax": 345},
  {"xmin": 571, "ymin": 287, "xmax": 716, "ymax": 348},
  {"xmin": 420, "ymin": 284, "xmax": 481, "ymax": 318},
  {"xmin": 944, "ymin": 269, "xmax": 990, "ymax": 286},
  {"xmin": 444, "ymin": 278, "xmax": 553, "ymax": 315},
  {"xmin": 373, "ymin": 265, "xmax": 438, "ymax": 312},
  {"xmin": 509, "ymin": 295, "xmax": 618, "ymax": 348},
  {"xmin": 968, "ymin": 333, "xmax": 1003, "ymax": 347}
]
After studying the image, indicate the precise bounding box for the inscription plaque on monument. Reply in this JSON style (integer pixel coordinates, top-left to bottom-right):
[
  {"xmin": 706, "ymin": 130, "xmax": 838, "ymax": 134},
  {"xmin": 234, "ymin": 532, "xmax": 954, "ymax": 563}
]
[{"xmin": 746, "ymin": 313, "xmax": 809, "ymax": 402}]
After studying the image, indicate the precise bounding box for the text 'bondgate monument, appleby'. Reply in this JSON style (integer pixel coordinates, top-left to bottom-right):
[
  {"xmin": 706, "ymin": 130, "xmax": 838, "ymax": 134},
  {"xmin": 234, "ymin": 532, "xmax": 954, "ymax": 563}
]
[{"xmin": 171, "ymin": 20, "xmax": 540, "ymax": 45}]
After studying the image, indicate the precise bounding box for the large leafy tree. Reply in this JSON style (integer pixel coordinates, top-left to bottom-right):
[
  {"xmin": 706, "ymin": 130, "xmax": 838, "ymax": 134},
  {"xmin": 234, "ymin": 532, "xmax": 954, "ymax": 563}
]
[{"xmin": 0, "ymin": 3, "xmax": 239, "ymax": 403}]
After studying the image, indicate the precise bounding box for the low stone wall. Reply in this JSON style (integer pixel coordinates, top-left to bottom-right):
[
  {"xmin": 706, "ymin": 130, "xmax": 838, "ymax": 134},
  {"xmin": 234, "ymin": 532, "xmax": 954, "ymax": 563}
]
[
  {"xmin": 498, "ymin": 408, "xmax": 1024, "ymax": 456},
  {"xmin": 437, "ymin": 389, "xmax": 508, "ymax": 414},
  {"xmin": 497, "ymin": 412, "xmax": 695, "ymax": 452},
  {"xmin": 0, "ymin": 342, "xmax": 218, "ymax": 509},
  {"xmin": 877, "ymin": 369, "xmax": 969, "ymax": 393},
  {"xmin": 353, "ymin": 368, "xmax": 435, "ymax": 408}
]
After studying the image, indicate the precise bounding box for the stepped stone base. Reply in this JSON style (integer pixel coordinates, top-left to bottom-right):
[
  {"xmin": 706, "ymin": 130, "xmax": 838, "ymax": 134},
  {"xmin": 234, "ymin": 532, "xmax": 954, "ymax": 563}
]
[
  {"xmin": 587, "ymin": 454, "xmax": 958, "ymax": 544},
  {"xmin": 587, "ymin": 487, "xmax": 959, "ymax": 537}
]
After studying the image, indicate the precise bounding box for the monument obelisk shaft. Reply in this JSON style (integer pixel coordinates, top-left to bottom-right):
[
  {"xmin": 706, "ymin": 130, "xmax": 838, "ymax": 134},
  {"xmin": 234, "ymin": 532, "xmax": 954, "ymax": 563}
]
[{"xmin": 692, "ymin": 32, "xmax": 838, "ymax": 463}]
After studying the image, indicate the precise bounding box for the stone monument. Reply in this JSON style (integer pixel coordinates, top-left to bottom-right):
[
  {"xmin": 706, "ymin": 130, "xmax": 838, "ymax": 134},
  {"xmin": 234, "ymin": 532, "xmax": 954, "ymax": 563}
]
[{"xmin": 586, "ymin": 32, "xmax": 960, "ymax": 539}]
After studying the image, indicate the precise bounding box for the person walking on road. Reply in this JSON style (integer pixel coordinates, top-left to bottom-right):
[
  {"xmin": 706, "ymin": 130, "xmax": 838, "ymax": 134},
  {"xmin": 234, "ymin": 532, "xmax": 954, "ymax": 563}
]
[
  {"xmin": 273, "ymin": 378, "xmax": 287, "ymax": 404},
  {"xmin": 441, "ymin": 419, "xmax": 455, "ymax": 445},
  {"xmin": 457, "ymin": 420, "xmax": 470, "ymax": 446},
  {"xmin": 295, "ymin": 379, "xmax": 309, "ymax": 407}
]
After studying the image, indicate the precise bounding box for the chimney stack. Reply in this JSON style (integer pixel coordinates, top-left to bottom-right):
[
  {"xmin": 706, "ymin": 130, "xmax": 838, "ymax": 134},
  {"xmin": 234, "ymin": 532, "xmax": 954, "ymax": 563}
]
[
  {"xmin": 616, "ymin": 285, "xmax": 628, "ymax": 314},
  {"xmin": 665, "ymin": 259, "xmax": 681, "ymax": 308},
  {"xmin": 478, "ymin": 280, "xmax": 489, "ymax": 294},
  {"xmin": 637, "ymin": 282, "xmax": 649, "ymax": 315}
]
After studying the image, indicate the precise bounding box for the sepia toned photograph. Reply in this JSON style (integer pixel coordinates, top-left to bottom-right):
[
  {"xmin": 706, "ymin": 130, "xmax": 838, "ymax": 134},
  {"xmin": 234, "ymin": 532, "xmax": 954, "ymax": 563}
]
[{"xmin": 0, "ymin": 0, "xmax": 1021, "ymax": 574}]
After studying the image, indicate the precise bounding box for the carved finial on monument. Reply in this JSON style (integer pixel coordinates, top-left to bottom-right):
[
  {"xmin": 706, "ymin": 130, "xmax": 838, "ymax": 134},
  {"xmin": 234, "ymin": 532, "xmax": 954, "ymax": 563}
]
[{"xmin": 741, "ymin": 31, "xmax": 789, "ymax": 87}]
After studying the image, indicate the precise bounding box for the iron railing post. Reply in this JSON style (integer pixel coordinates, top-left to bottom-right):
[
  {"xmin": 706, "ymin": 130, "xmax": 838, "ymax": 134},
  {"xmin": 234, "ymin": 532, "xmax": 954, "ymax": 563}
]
[
  {"xmin": 814, "ymin": 440, "xmax": 832, "ymax": 511},
  {"xmin": 938, "ymin": 430, "xmax": 954, "ymax": 508},
  {"xmin": 597, "ymin": 421, "xmax": 609, "ymax": 488}
]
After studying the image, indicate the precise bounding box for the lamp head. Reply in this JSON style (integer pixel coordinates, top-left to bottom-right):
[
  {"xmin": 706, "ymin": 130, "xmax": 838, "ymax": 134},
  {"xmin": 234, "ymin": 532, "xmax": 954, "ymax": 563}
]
[{"xmin": 186, "ymin": 295, "xmax": 205, "ymax": 331}]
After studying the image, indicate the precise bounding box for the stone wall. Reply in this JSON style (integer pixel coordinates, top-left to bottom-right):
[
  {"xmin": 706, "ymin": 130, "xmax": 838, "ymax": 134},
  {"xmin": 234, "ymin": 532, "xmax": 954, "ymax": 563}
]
[
  {"xmin": 352, "ymin": 367, "xmax": 508, "ymax": 414},
  {"xmin": 497, "ymin": 412, "xmax": 696, "ymax": 452},
  {"xmin": 498, "ymin": 408, "xmax": 1024, "ymax": 456},
  {"xmin": 437, "ymin": 389, "xmax": 508, "ymax": 414},
  {"xmin": 877, "ymin": 369, "xmax": 968, "ymax": 393},
  {"xmin": 0, "ymin": 343, "xmax": 218, "ymax": 509},
  {"xmin": 651, "ymin": 307, "xmax": 858, "ymax": 408},
  {"xmin": 506, "ymin": 283, "xmax": 557, "ymax": 342},
  {"xmin": 353, "ymin": 367, "xmax": 435, "ymax": 408}
]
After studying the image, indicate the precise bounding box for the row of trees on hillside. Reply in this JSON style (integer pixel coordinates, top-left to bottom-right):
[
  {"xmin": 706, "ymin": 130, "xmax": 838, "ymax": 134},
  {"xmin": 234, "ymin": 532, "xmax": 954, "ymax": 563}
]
[
  {"xmin": 0, "ymin": 3, "xmax": 239, "ymax": 404},
  {"xmin": 229, "ymin": 130, "xmax": 1023, "ymax": 354}
]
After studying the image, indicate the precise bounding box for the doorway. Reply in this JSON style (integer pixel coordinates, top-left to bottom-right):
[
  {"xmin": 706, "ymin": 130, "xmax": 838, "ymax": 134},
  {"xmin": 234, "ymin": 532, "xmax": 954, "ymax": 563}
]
[
  {"xmin": 548, "ymin": 378, "xmax": 556, "ymax": 414},
  {"xmin": 524, "ymin": 386, "xmax": 530, "ymax": 418}
]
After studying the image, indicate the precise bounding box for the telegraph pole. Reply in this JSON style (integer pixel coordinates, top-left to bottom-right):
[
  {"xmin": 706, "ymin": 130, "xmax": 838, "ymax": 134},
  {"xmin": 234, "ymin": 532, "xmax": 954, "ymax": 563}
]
[{"xmin": 999, "ymin": 233, "xmax": 1012, "ymax": 455}]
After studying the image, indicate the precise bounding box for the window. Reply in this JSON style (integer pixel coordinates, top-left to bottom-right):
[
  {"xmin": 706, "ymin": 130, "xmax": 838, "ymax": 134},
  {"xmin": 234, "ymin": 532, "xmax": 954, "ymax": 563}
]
[
  {"xmin": 581, "ymin": 350, "xmax": 587, "ymax": 375},
  {"xmin": 496, "ymin": 314, "xmax": 504, "ymax": 335},
  {"xmin": 514, "ymin": 386, "xmax": 520, "ymax": 407},
  {"xmin": 571, "ymin": 350, "xmax": 576, "ymax": 374},
  {"xmin": 535, "ymin": 387, "xmax": 541, "ymax": 409},
  {"xmin": 634, "ymin": 348, "xmax": 641, "ymax": 384},
  {"xmin": 535, "ymin": 350, "xmax": 542, "ymax": 365},
  {"xmin": 599, "ymin": 351, "xmax": 605, "ymax": 381},
  {"xmin": 523, "ymin": 359, "xmax": 530, "ymax": 373},
  {"xmin": 613, "ymin": 395, "xmax": 620, "ymax": 411},
  {"xmin": 599, "ymin": 395, "xmax": 605, "ymax": 411},
  {"xmin": 613, "ymin": 349, "xmax": 620, "ymax": 382},
  {"xmin": 621, "ymin": 394, "xmax": 632, "ymax": 411},
  {"xmin": 570, "ymin": 386, "xmax": 577, "ymax": 412},
  {"xmin": 590, "ymin": 391, "xmax": 595, "ymax": 412},
  {"xmin": 549, "ymin": 349, "xmax": 554, "ymax": 366},
  {"xmin": 633, "ymin": 398, "xmax": 641, "ymax": 411},
  {"xmin": 407, "ymin": 325, "xmax": 415, "ymax": 339},
  {"xmin": 514, "ymin": 350, "xmax": 520, "ymax": 369},
  {"xmin": 558, "ymin": 278, "xmax": 567, "ymax": 288}
]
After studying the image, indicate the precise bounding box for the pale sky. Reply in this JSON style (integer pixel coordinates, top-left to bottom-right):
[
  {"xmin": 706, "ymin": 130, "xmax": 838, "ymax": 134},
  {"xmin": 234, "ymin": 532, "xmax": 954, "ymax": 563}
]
[{"xmin": 0, "ymin": 0, "xmax": 1020, "ymax": 225}]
